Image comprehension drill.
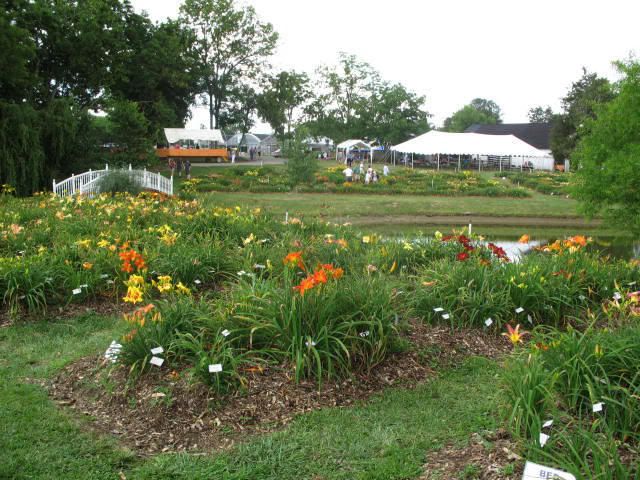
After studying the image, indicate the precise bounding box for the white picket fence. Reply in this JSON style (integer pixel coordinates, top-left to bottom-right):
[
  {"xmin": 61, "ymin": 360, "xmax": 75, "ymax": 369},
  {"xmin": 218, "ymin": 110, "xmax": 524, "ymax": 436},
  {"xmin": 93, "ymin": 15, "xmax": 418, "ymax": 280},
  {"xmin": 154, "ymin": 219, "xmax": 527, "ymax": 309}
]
[{"xmin": 52, "ymin": 164, "xmax": 173, "ymax": 197}]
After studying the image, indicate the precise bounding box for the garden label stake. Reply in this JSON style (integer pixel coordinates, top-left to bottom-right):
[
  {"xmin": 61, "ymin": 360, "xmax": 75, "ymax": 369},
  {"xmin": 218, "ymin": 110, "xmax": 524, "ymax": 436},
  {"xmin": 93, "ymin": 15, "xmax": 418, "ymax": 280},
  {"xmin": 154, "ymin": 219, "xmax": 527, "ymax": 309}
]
[
  {"xmin": 150, "ymin": 347, "xmax": 164, "ymax": 355},
  {"xmin": 539, "ymin": 432, "xmax": 549, "ymax": 447},
  {"xmin": 522, "ymin": 461, "xmax": 576, "ymax": 480},
  {"xmin": 150, "ymin": 357, "xmax": 164, "ymax": 367},
  {"xmin": 208, "ymin": 364, "xmax": 222, "ymax": 373}
]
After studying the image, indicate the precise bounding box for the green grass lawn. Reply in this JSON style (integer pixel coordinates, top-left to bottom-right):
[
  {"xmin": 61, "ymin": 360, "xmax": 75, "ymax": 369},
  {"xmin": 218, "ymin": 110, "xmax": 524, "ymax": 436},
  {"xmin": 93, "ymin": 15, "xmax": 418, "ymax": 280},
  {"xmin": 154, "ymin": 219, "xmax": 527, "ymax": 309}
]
[
  {"xmin": 201, "ymin": 190, "xmax": 581, "ymax": 220},
  {"xmin": 0, "ymin": 314, "xmax": 504, "ymax": 480}
]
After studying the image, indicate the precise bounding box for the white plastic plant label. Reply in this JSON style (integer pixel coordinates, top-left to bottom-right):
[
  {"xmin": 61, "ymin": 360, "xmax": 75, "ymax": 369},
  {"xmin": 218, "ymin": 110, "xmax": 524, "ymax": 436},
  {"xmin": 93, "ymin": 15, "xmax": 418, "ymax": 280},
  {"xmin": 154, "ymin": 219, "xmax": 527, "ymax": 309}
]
[
  {"xmin": 515, "ymin": 307, "xmax": 524, "ymax": 314},
  {"xmin": 100, "ymin": 274, "xmax": 109, "ymax": 279},
  {"xmin": 433, "ymin": 307, "xmax": 444, "ymax": 312},
  {"xmin": 221, "ymin": 329, "xmax": 230, "ymax": 337},
  {"xmin": 527, "ymin": 314, "xmax": 533, "ymax": 324},
  {"xmin": 150, "ymin": 356, "xmax": 164, "ymax": 367},
  {"xmin": 592, "ymin": 402, "xmax": 604, "ymax": 413},
  {"xmin": 441, "ymin": 313, "xmax": 450, "ymax": 320},
  {"xmin": 208, "ymin": 363, "xmax": 222, "ymax": 373},
  {"xmin": 543, "ymin": 419, "xmax": 553, "ymax": 428},
  {"xmin": 150, "ymin": 347, "xmax": 164, "ymax": 355},
  {"xmin": 613, "ymin": 292, "xmax": 622, "ymax": 300},
  {"xmin": 522, "ymin": 461, "xmax": 576, "ymax": 480},
  {"xmin": 72, "ymin": 288, "xmax": 82, "ymax": 295},
  {"xmin": 539, "ymin": 432, "xmax": 549, "ymax": 447},
  {"xmin": 194, "ymin": 279, "xmax": 202, "ymax": 285},
  {"xmin": 484, "ymin": 318, "xmax": 493, "ymax": 327}
]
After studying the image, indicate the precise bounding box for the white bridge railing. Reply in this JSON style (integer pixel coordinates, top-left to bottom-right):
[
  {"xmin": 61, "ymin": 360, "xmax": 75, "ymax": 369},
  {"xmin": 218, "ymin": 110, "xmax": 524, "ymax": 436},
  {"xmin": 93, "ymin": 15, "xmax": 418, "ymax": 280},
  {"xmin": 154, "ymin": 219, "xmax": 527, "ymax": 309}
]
[{"xmin": 53, "ymin": 164, "xmax": 173, "ymax": 197}]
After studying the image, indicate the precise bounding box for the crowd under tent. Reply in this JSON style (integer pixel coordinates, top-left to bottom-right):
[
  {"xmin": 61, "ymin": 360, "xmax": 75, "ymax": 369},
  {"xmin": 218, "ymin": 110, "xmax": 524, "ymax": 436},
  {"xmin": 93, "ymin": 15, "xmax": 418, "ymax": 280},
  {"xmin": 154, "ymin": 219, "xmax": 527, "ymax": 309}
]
[
  {"xmin": 156, "ymin": 128, "xmax": 228, "ymax": 162},
  {"xmin": 391, "ymin": 131, "xmax": 553, "ymax": 171},
  {"xmin": 164, "ymin": 128, "xmax": 225, "ymax": 148},
  {"xmin": 336, "ymin": 139, "xmax": 372, "ymax": 163}
]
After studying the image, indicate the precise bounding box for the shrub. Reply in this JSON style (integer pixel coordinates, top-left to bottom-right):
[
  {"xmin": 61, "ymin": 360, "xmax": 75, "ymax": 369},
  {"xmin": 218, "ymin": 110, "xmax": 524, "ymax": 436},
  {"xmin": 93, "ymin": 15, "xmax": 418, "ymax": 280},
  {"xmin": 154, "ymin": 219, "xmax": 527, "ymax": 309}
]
[{"xmin": 96, "ymin": 171, "xmax": 142, "ymax": 195}]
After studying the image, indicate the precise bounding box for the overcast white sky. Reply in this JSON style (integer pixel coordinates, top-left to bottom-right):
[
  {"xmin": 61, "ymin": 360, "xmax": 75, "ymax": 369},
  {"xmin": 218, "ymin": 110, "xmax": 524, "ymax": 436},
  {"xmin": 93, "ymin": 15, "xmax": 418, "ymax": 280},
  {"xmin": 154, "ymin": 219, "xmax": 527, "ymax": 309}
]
[{"xmin": 130, "ymin": 0, "xmax": 638, "ymax": 132}]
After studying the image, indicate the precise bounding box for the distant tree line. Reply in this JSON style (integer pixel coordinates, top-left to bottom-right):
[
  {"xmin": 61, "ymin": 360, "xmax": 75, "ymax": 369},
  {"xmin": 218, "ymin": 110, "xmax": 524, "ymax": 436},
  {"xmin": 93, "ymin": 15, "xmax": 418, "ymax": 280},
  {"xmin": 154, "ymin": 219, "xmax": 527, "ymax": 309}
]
[
  {"xmin": 0, "ymin": 0, "xmax": 627, "ymax": 196},
  {"xmin": 1, "ymin": 0, "xmax": 202, "ymax": 195}
]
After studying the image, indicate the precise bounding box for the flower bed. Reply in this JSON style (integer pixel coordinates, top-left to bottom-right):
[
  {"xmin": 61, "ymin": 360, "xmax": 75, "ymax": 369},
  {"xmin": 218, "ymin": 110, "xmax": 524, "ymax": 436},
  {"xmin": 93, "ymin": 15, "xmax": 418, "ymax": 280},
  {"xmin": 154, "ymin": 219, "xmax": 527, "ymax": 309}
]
[
  {"xmin": 2, "ymin": 190, "xmax": 638, "ymax": 477},
  {"xmin": 183, "ymin": 166, "xmax": 531, "ymax": 197}
]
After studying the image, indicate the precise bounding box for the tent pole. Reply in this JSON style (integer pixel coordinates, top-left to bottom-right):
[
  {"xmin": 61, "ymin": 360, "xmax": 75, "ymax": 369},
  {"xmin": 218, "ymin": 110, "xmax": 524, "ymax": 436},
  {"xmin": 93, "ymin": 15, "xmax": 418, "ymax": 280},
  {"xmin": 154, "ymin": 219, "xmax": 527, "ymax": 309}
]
[
  {"xmin": 437, "ymin": 153, "xmax": 440, "ymax": 171},
  {"xmin": 458, "ymin": 154, "xmax": 461, "ymax": 171},
  {"xmin": 411, "ymin": 152, "xmax": 414, "ymax": 169},
  {"xmin": 499, "ymin": 156, "xmax": 502, "ymax": 172},
  {"xmin": 478, "ymin": 155, "xmax": 481, "ymax": 173},
  {"xmin": 521, "ymin": 157, "xmax": 523, "ymax": 172}
]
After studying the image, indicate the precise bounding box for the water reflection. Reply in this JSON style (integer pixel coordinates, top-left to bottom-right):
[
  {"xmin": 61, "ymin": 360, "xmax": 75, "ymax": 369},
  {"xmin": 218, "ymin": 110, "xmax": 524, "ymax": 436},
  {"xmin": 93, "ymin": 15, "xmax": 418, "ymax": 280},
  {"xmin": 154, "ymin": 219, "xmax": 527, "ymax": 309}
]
[{"xmin": 365, "ymin": 226, "xmax": 640, "ymax": 261}]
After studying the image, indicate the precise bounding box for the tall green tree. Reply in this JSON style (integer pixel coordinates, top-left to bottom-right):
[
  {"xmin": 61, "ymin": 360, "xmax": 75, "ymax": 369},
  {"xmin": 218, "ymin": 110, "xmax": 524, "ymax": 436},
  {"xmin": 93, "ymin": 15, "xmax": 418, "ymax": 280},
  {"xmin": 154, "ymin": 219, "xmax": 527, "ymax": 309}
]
[
  {"xmin": 527, "ymin": 106, "xmax": 554, "ymax": 123},
  {"xmin": 470, "ymin": 98, "xmax": 502, "ymax": 123},
  {"xmin": 365, "ymin": 83, "xmax": 430, "ymax": 144},
  {"xmin": 221, "ymin": 83, "xmax": 259, "ymax": 147},
  {"xmin": 305, "ymin": 53, "xmax": 381, "ymax": 142},
  {"xmin": 572, "ymin": 60, "xmax": 640, "ymax": 233},
  {"xmin": 305, "ymin": 53, "xmax": 429, "ymax": 144},
  {"xmin": 442, "ymin": 98, "xmax": 502, "ymax": 132},
  {"xmin": 257, "ymin": 70, "xmax": 310, "ymax": 140},
  {"xmin": 179, "ymin": 0, "xmax": 278, "ymax": 129},
  {"xmin": 442, "ymin": 104, "xmax": 498, "ymax": 132},
  {"xmin": 109, "ymin": 19, "xmax": 201, "ymax": 144},
  {"xmin": 550, "ymin": 68, "xmax": 615, "ymax": 161}
]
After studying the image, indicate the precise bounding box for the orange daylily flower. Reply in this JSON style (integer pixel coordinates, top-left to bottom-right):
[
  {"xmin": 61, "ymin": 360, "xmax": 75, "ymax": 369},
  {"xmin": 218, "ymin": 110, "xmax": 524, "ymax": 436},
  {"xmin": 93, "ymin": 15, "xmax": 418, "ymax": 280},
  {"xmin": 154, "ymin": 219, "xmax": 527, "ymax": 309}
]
[
  {"xmin": 293, "ymin": 276, "xmax": 316, "ymax": 296},
  {"xmin": 283, "ymin": 251, "xmax": 305, "ymax": 271},
  {"xmin": 82, "ymin": 262, "xmax": 93, "ymax": 270},
  {"xmin": 518, "ymin": 234, "xmax": 530, "ymax": 244},
  {"xmin": 312, "ymin": 268, "xmax": 328, "ymax": 284}
]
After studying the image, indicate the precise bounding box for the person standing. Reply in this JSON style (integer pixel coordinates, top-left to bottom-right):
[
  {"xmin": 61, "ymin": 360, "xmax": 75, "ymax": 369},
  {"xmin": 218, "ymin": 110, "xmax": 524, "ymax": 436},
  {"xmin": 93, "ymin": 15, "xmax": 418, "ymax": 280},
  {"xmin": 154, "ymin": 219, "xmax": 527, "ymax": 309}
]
[
  {"xmin": 231, "ymin": 149, "xmax": 236, "ymax": 164},
  {"xmin": 343, "ymin": 165, "xmax": 353, "ymax": 182},
  {"xmin": 176, "ymin": 158, "xmax": 183, "ymax": 177},
  {"xmin": 168, "ymin": 158, "xmax": 176, "ymax": 176},
  {"xmin": 185, "ymin": 159, "xmax": 191, "ymax": 180},
  {"xmin": 383, "ymin": 164, "xmax": 390, "ymax": 176}
]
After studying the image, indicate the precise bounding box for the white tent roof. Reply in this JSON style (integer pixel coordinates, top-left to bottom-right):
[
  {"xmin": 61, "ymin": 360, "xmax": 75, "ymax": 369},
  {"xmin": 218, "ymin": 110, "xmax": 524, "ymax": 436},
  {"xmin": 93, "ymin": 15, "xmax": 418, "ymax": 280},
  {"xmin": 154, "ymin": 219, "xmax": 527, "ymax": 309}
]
[
  {"xmin": 164, "ymin": 128, "xmax": 224, "ymax": 144},
  {"xmin": 226, "ymin": 133, "xmax": 261, "ymax": 147},
  {"xmin": 336, "ymin": 139, "xmax": 371, "ymax": 150},
  {"xmin": 392, "ymin": 131, "xmax": 546, "ymax": 157}
]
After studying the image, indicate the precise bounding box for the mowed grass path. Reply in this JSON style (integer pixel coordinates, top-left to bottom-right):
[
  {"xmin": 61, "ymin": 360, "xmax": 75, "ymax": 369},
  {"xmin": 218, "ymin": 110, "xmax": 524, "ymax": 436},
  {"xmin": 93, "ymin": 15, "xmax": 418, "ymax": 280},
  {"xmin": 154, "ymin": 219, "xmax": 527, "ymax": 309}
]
[
  {"xmin": 202, "ymin": 191, "xmax": 580, "ymax": 221},
  {"xmin": 1, "ymin": 314, "xmax": 503, "ymax": 479}
]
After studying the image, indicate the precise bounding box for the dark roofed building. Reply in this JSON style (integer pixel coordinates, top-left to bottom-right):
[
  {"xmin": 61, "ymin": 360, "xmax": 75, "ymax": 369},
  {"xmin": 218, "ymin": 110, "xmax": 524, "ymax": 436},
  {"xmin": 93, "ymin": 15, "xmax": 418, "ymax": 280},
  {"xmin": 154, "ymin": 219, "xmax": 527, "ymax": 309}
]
[{"xmin": 465, "ymin": 123, "xmax": 552, "ymax": 151}]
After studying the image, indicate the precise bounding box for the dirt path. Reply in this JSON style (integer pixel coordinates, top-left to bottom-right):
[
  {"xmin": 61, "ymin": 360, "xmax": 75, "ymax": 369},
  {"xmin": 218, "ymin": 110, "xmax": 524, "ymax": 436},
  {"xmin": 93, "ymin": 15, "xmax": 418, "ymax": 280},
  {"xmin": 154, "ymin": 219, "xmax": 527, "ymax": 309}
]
[{"xmin": 335, "ymin": 214, "xmax": 600, "ymax": 227}]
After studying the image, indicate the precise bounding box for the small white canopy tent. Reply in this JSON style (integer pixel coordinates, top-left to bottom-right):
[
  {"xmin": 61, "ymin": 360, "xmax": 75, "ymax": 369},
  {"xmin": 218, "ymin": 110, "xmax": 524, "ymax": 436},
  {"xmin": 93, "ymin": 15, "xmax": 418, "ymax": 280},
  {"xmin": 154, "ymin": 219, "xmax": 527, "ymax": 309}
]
[
  {"xmin": 336, "ymin": 139, "xmax": 372, "ymax": 163},
  {"xmin": 164, "ymin": 128, "xmax": 224, "ymax": 147},
  {"xmin": 391, "ymin": 131, "xmax": 549, "ymax": 170}
]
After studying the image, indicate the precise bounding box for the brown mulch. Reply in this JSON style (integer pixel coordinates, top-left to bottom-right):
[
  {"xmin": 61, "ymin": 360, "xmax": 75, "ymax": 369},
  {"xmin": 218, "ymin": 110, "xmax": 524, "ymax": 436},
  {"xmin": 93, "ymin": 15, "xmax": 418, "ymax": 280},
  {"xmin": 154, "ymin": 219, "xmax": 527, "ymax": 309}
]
[
  {"xmin": 1, "ymin": 296, "xmax": 125, "ymax": 327},
  {"xmin": 48, "ymin": 321, "xmax": 512, "ymax": 456},
  {"xmin": 420, "ymin": 429, "xmax": 523, "ymax": 479}
]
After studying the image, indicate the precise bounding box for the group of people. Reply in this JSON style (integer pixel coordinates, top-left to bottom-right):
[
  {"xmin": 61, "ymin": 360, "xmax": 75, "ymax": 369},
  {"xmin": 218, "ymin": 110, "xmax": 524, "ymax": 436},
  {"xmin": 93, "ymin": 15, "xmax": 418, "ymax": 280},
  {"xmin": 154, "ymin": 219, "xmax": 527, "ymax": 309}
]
[
  {"xmin": 248, "ymin": 146, "xmax": 261, "ymax": 161},
  {"xmin": 343, "ymin": 163, "xmax": 390, "ymax": 184},
  {"xmin": 167, "ymin": 158, "xmax": 191, "ymax": 179}
]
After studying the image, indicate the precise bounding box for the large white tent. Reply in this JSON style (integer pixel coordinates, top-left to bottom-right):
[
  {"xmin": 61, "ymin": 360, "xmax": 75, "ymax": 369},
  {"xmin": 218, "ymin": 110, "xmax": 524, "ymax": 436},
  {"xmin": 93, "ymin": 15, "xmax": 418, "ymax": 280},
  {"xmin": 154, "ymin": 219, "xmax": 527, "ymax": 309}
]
[
  {"xmin": 391, "ymin": 131, "xmax": 546, "ymax": 157},
  {"xmin": 164, "ymin": 128, "xmax": 224, "ymax": 145}
]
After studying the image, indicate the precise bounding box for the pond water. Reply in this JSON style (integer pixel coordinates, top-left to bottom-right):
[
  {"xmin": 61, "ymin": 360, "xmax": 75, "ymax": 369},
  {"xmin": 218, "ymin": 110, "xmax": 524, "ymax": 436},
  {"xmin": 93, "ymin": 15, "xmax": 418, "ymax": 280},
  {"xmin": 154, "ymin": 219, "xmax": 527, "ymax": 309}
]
[{"xmin": 361, "ymin": 225, "xmax": 639, "ymax": 261}]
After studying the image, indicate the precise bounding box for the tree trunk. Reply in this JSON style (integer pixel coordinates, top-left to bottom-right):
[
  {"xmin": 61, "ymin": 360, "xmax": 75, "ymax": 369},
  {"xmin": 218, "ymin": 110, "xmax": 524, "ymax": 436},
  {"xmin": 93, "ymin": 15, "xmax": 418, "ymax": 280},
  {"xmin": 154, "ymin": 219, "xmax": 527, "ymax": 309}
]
[{"xmin": 208, "ymin": 92, "xmax": 214, "ymax": 130}]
